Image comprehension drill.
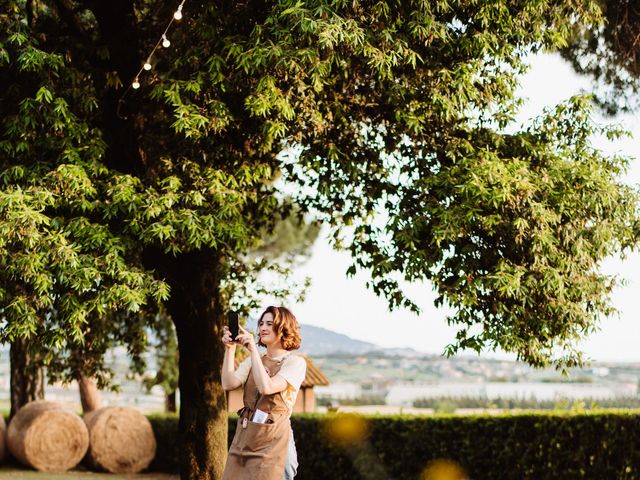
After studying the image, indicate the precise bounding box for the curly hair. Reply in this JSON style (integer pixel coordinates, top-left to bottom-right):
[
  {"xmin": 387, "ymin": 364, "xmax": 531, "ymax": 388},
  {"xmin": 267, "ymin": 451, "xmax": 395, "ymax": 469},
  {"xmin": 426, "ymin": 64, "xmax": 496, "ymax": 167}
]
[{"xmin": 257, "ymin": 306, "xmax": 302, "ymax": 351}]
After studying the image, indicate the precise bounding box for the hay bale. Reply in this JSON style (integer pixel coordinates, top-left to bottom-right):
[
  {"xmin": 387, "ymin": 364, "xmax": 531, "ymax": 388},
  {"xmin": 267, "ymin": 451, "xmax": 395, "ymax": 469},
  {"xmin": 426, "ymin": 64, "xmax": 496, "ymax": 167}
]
[
  {"xmin": 7, "ymin": 400, "xmax": 89, "ymax": 472},
  {"xmin": 0, "ymin": 414, "xmax": 6, "ymax": 463},
  {"xmin": 84, "ymin": 406, "xmax": 156, "ymax": 474}
]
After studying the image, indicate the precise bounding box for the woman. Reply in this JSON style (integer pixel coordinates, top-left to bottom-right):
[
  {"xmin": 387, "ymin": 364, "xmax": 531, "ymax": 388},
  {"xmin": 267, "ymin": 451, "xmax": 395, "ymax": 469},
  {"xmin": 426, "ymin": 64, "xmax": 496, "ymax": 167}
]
[{"xmin": 221, "ymin": 306, "xmax": 307, "ymax": 480}]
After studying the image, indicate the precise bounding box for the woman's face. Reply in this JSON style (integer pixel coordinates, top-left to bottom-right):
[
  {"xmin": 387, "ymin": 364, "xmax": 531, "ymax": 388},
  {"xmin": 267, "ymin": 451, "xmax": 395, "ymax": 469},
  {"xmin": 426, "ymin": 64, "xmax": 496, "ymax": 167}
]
[{"xmin": 258, "ymin": 312, "xmax": 280, "ymax": 346}]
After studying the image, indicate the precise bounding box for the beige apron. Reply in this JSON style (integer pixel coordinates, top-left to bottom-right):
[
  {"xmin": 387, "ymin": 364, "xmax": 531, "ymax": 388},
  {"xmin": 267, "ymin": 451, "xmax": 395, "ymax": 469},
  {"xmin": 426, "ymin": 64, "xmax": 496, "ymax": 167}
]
[{"xmin": 222, "ymin": 354, "xmax": 292, "ymax": 480}]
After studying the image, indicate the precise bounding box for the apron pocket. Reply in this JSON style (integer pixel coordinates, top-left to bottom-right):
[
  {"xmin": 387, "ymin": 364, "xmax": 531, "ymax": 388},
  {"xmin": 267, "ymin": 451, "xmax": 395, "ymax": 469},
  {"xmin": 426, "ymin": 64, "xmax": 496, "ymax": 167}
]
[
  {"xmin": 244, "ymin": 420, "xmax": 279, "ymax": 453},
  {"xmin": 266, "ymin": 412, "xmax": 285, "ymax": 424}
]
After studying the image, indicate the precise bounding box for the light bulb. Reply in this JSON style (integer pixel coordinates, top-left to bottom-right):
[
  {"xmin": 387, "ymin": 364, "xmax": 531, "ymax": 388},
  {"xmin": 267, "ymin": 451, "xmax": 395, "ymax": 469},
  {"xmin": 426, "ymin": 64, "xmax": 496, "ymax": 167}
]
[
  {"xmin": 173, "ymin": 6, "xmax": 183, "ymax": 20},
  {"xmin": 143, "ymin": 62, "xmax": 152, "ymax": 71},
  {"xmin": 162, "ymin": 35, "xmax": 170, "ymax": 48},
  {"xmin": 132, "ymin": 79, "xmax": 140, "ymax": 89}
]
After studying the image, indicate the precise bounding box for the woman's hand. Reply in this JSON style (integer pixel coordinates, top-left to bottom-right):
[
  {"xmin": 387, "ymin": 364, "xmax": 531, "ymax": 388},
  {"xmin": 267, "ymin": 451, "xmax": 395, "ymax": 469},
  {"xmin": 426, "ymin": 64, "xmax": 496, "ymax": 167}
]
[
  {"xmin": 221, "ymin": 326, "xmax": 236, "ymax": 349},
  {"xmin": 235, "ymin": 325, "xmax": 257, "ymax": 352}
]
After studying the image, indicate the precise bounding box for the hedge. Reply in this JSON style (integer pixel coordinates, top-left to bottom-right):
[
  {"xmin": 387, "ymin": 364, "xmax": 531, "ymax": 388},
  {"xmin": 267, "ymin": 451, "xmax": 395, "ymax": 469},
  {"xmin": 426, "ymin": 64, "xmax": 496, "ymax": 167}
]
[{"xmin": 148, "ymin": 411, "xmax": 640, "ymax": 479}]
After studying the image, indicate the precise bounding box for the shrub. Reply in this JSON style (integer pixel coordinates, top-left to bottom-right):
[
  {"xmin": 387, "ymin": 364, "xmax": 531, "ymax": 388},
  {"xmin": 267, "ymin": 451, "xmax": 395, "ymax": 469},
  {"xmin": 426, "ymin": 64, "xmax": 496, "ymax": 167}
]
[
  {"xmin": 147, "ymin": 413, "xmax": 180, "ymax": 473},
  {"xmin": 149, "ymin": 411, "xmax": 640, "ymax": 479},
  {"xmin": 412, "ymin": 395, "xmax": 640, "ymax": 410}
]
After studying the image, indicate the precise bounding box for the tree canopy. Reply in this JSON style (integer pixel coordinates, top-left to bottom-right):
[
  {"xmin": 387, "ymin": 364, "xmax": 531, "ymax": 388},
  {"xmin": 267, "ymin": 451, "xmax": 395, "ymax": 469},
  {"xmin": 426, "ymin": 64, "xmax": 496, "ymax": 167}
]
[
  {"xmin": 1, "ymin": 0, "xmax": 638, "ymax": 477},
  {"xmin": 562, "ymin": 0, "xmax": 640, "ymax": 113}
]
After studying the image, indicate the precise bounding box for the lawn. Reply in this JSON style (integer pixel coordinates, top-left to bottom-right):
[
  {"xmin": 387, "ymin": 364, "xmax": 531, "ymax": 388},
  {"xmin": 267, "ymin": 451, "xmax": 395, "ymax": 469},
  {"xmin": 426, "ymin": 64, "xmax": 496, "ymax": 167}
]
[{"xmin": 0, "ymin": 466, "xmax": 178, "ymax": 479}]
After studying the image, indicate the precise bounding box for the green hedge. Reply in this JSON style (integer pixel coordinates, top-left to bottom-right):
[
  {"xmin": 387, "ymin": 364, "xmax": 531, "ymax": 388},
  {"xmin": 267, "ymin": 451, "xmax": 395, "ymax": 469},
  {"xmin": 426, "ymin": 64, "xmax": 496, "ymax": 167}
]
[
  {"xmin": 148, "ymin": 411, "xmax": 640, "ymax": 479},
  {"xmin": 147, "ymin": 413, "xmax": 181, "ymax": 473}
]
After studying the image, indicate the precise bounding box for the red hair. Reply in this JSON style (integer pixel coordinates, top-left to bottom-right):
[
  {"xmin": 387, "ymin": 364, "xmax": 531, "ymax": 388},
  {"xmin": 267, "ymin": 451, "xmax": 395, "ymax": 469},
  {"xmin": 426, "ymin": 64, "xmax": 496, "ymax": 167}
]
[{"xmin": 257, "ymin": 306, "xmax": 302, "ymax": 351}]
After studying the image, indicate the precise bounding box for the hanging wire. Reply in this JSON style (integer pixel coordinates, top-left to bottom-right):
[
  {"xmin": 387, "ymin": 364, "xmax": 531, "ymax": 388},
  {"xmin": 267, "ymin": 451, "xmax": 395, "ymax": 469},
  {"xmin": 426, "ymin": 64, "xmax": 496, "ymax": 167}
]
[{"xmin": 117, "ymin": 0, "xmax": 186, "ymax": 119}]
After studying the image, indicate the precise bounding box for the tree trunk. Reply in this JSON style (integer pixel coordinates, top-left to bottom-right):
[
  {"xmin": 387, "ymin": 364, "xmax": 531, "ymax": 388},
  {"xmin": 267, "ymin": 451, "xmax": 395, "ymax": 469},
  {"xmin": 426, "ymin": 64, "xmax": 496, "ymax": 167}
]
[
  {"xmin": 9, "ymin": 338, "xmax": 45, "ymax": 418},
  {"xmin": 149, "ymin": 248, "xmax": 228, "ymax": 480},
  {"xmin": 165, "ymin": 391, "xmax": 177, "ymax": 413},
  {"xmin": 77, "ymin": 373, "xmax": 102, "ymax": 413}
]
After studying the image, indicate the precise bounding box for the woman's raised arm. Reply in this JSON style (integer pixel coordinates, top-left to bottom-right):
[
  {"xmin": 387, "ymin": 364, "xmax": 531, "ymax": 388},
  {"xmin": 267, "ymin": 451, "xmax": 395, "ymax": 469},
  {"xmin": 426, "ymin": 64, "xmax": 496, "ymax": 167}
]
[{"xmin": 221, "ymin": 326, "xmax": 242, "ymax": 391}]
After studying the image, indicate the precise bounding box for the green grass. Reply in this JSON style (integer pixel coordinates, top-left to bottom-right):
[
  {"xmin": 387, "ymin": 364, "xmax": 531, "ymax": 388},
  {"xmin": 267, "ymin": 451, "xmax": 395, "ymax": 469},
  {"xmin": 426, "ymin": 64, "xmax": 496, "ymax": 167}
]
[{"xmin": 0, "ymin": 466, "xmax": 178, "ymax": 479}]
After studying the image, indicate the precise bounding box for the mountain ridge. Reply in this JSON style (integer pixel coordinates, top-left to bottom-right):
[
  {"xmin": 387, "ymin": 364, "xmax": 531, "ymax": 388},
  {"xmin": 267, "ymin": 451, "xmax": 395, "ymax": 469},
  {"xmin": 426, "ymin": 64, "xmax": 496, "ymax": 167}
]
[{"xmin": 299, "ymin": 323, "xmax": 422, "ymax": 357}]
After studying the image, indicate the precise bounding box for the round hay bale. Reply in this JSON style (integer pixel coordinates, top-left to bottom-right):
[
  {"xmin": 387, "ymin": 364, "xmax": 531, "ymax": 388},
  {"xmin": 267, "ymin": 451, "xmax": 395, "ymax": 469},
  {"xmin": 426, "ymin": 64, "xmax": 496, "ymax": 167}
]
[
  {"xmin": 7, "ymin": 400, "xmax": 89, "ymax": 472},
  {"xmin": 84, "ymin": 406, "xmax": 156, "ymax": 474},
  {"xmin": 0, "ymin": 414, "xmax": 6, "ymax": 463}
]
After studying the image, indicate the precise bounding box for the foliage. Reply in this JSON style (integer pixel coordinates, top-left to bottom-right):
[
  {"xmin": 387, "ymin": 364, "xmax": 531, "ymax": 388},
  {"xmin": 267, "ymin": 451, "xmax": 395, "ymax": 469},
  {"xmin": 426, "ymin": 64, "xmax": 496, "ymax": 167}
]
[
  {"xmin": 143, "ymin": 310, "xmax": 179, "ymax": 399},
  {"xmin": 194, "ymin": 0, "xmax": 637, "ymax": 368},
  {"xmin": 149, "ymin": 412, "xmax": 640, "ymax": 478},
  {"xmin": 143, "ymin": 212, "xmax": 320, "ymax": 400},
  {"xmin": 412, "ymin": 394, "xmax": 640, "ymax": 410},
  {"xmin": 372, "ymin": 97, "xmax": 638, "ymax": 368},
  {"xmin": 317, "ymin": 394, "xmax": 387, "ymax": 406},
  {"xmin": 0, "ymin": 0, "xmax": 316, "ymax": 386},
  {"xmin": 147, "ymin": 413, "xmax": 181, "ymax": 473},
  {"xmin": 562, "ymin": 0, "xmax": 640, "ymax": 113},
  {"xmin": 0, "ymin": 0, "xmax": 171, "ymax": 381},
  {"xmin": 222, "ymin": 207, "xmax": 321, "ymax": 318},
  {"xmin": 0, "ymin": 0, "xmax": 633, "ymax": 372}
]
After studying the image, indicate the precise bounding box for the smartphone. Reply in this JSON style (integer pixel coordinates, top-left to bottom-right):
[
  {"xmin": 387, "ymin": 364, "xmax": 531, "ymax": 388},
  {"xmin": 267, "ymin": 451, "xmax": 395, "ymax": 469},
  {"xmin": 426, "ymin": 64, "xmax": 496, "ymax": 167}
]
[{"xmin": 227, "ymin": 311, "xmax": 239, "ymax": 341}]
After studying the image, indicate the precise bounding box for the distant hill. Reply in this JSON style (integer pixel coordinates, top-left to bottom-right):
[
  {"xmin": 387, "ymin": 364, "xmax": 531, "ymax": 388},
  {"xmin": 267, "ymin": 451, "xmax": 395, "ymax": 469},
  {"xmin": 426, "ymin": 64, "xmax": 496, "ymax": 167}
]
[{"xmin": 299, "ymin": 324, "xmax": 379, "ymax": 356}]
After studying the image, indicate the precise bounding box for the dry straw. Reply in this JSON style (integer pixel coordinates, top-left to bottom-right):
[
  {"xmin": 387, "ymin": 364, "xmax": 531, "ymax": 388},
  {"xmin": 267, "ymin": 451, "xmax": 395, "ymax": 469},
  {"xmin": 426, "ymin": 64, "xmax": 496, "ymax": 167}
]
[
  {"xmin": 7, "ymin": 400, "xmax": 89, "ymax": 472},
  {"xmin": 84, "ymin": 406, "xmax": 156, "ymax": 473}
]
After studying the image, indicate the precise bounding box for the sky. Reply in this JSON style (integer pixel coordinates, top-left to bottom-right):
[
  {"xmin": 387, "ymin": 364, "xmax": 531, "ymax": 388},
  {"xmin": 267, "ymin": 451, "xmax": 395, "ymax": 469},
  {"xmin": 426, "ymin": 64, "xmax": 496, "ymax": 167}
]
[{"xmin": 275, "ymin": 54, "xmax": 640, "ymax": 363}]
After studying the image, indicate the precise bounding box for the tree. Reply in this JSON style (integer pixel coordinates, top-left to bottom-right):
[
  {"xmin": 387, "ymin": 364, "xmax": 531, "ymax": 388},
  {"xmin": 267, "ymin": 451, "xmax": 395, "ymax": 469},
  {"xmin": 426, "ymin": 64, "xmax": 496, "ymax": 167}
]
[
  {"xmin": 1, "ymin": 1, "xmax": 637, "ymax": 478},
  {"xmin": 76, "ymin": 372, "xmax": 102, "ymax": 413},
  {"xmin": 143, "ymin": 212, "xmax": 319, "ymax": 414},
  {"xmin": 56, "ymin": 309, "xmax": 156, "ymax": 413},
  {"xmin": 562, "ymin": 0, "xmax": 640, "ymax": 113},
  {"xmin": 144, "ymin": 310, "xmax": 179, "ymax": 413},
  {"xmin": 9, "ymin": 338, "xmax": 44, "ymax": 417}
]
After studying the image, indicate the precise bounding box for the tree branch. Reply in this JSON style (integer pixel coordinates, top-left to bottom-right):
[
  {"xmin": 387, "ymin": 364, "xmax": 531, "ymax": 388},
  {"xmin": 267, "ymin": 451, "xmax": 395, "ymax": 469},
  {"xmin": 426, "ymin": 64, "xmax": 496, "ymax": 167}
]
[{"xmin": 50, "ymin": 0, "xmax": 91, "ymax": 41}]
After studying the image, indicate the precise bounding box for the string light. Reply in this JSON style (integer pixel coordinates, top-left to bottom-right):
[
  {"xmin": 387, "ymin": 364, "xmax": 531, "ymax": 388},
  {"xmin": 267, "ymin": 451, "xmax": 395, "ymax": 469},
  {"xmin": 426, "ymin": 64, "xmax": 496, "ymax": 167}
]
[
  {"xmin": 117, "ymin": 0, "xmax": 187, "ymax": 117},
  {"xmin": 174, "ymin": 5, "xmax": 183, "ymax": 20}
]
